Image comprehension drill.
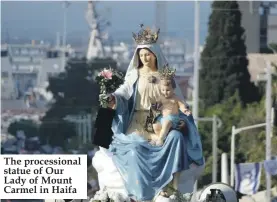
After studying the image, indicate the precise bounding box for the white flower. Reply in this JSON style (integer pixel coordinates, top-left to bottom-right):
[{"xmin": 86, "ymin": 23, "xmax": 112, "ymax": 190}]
[
  {"xmin": 108, "ymin": 191, "xmax": 130, "ymax": 202},
  {"xmin": 99, "ymin": 192, "xmax": 108, "ymax": 201},
  {"xmin": 169, "ymin": 194, "xmax": 177, "ymax": 200},
  {"xmin": 108, "ymin": 191, "xmax": 123, "ymax": 202},
  {"xmin": 92, "ymin": 189, "xmax": 109, "ymax": 201},
  {"xmin": 182, "ymin": 193, "xmax": 193, "ymax": 200}
]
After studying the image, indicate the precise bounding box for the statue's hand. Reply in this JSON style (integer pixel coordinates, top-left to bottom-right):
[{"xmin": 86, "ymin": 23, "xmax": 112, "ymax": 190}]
[
  {"xmin": 107, "ymin": 94, "xmax": 116, "ymax": 109},
  {"xmin": 176, "ymin": 120, "xmax": 187, "ymax": 134},
  {"xmin": 99, "ymin": 94, "xmax": 116, "ymax": 109}
]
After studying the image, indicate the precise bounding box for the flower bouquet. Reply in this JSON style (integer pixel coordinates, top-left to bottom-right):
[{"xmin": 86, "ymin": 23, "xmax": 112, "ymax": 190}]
[
  {"xmin": 95, "ymin": 68, "xmax": 124, "ymax": 108},
  {"xmin": 93, "ymin": 68, "xmax": 124, "ymax": 148}
]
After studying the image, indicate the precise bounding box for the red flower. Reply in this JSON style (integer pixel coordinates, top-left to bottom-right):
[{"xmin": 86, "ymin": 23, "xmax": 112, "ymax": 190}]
[{"xmin": 99, "ymin": 69, "xmax": 113, "ymax": 80}]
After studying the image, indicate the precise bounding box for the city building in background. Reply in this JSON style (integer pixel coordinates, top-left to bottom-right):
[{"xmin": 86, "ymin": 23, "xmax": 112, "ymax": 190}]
[
  {"xmin": 247, "ymin": 53, "xmax": 277, "ymax": 83},
  {"xmin": 162, "ymin": 38, "xmax": 194, "ymax": 100},
  {"xmin": 1, "ymin": 43, "xmax": 73, "ymax": 100},
  {"xmin": 238, "ymin": 1, "xmax": 277, "ymax": 53}
]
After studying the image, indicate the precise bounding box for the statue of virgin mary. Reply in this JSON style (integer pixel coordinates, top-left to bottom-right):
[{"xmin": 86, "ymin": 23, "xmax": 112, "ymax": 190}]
[{"xmin": 92, "ymin": 25, "xmax": 205, "ymax": 201}]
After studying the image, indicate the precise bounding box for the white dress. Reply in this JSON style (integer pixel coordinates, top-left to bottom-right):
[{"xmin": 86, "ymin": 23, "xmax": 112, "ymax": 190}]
[{"xmin": 126, "ymin": 71, "xmax": 161, "ymax": 140}]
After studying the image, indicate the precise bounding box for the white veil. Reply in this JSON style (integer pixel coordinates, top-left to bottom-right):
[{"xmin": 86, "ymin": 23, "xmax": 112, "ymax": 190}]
[{"xmin": 125, "ymin": 43, "xmax": 186, "ymax": 101}]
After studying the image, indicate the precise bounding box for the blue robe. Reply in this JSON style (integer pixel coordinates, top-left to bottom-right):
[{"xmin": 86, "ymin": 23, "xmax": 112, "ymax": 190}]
[{"xmin": 109, "ymin": 81, "xmax": 204, "ymax": 201}]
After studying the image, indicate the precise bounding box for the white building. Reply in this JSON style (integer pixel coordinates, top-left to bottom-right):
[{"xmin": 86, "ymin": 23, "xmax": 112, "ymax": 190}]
[
  {"xmin": 238, "ymin": 1, "xmax": 277, "ymax": 53},
  {"xmin": 1, "ymin": 43, "xmax": 73, "ymax": 100}
]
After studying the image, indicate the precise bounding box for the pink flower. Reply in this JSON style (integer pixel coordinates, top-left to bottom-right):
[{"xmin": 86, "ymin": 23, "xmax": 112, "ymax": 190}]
[{"xmin": 99, "ymin": 69, "xmax": 113, "ymax": 79}]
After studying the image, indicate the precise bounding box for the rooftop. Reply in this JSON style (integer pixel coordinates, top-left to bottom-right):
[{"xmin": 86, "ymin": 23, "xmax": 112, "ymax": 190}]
[{"xmin": 247, "ymin": 53, "xmax": 277, "ymax": 82}]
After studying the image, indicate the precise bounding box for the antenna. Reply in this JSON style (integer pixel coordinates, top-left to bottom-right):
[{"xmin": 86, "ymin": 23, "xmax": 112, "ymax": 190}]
[{"xmin": 155, "ymin": 2, "xmax": 167, "ymax": 43}]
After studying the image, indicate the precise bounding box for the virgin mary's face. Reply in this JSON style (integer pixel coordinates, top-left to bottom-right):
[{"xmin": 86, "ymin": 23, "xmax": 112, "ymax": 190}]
[{"xmin": 138, "ymin": 48, "xmax": 156, "ymax": 68}]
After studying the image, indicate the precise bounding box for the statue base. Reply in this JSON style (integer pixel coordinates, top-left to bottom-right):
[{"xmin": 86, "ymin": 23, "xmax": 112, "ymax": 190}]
[
  {"xmin": 92, "ymin": 148, "xmax": 205, "ymax": 202},
  {"xmin": 93, "ymin": 107, "xmax": 116, "ymax": 149}
]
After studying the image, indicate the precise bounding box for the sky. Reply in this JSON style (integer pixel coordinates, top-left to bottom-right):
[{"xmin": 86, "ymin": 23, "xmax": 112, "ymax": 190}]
[{"xmin": 1, "ymin": 1, "xmax": 212, "ymax": 46}]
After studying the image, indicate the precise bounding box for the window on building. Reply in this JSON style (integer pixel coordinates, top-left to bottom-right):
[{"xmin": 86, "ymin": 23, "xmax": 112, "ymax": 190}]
[
  {"xmin": 1, "ymin": 50, "xmax": 8, "ymax": 57},
  {"xmin": 47, "ymin": 72, "xmax": 59, "ymax": 78},
  {"xmin": 47, "ymin": 51, "xmax": 59, "ymax": 58},
  {"xmin": 270, "ymin": 7, "xmax": 277, "ymax": 15},
  {"xmin": 29, "ymin": 49, "xmax": 39, "ymax": 56},
  {"xmin": 21, "ymin": 48, "xmax": 28, "ymax": 55},
  {"xmin": 1, "ymin": 72, "xmax": 8, "ymax": 78},
  {"xmin": 259, "ymin": 7, "xmax": 264, "ymax": 15},
  {"xmin": 261, "ymin": 27, "xmax": 267, "ymax": 34},
  {"xmin": 14, "ymin": 49, "xmax": 19, "ymax": 55},
  {"xmin": 260, "ymin": 36, "xmax": 267, "ymax": 46}
]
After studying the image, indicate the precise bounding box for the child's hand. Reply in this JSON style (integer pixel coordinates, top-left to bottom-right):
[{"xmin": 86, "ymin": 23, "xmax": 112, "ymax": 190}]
[
  {"xmin": 184, "ymin": 108, "xmax": 191, "ymax": 116},
  {"xmin": 156, "ymin": 102, "xmax": 163, "ymax": 111},
  {"xmin": 151, "ymin": 102, "xmax": 162, "ymax": 111},
  {"xmin": 149, "ymin": 135, "xmax": 158, "ymax": 146},
  {"xmin": 155, "ymin": 139, "xmax": 164, "ymax": 146},
  {"xmin": 149, "ymin": 139, "xmax": 157, "ymax": 146},
  {"xmin": 149, "ymin": 136, "xmax": 163, "ymax": 146}
]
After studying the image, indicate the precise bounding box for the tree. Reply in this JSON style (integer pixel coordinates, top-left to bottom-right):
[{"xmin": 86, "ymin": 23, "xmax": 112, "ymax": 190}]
[
  {"xmin": 198, "ymin": 93, "xmax": 277, "ymax": 188},
  {"xmin": 8, "ymin": 119, "xmax": 39, "ymax": 138},
  {"xmin": 39, "ymin": 119, "xmax": 76, "ymax": 148},
  {"xmin": 45, "ymin": 58, "xmax": 99, "ymax": 115},
  {"xmin": 198, "ymin": 92, "xmax": 243, "ymax": 187},
  {"xmin": 237, "ymin": 98, "xmax": 277, "ymax": 189},
  {"xmin": 262, "ymin": 43, "xmax": 277, "ymax": 54},
  {"xmin": 40, "ymin": 57, "xmax": 118, "ymax": 149},
  {"xmin": 268, "ymin": 43, "xmax": 277, "ymax": 53},
  {"xmin": 200, "ymin": 1, "xmax": 261, "ymax": 108}
]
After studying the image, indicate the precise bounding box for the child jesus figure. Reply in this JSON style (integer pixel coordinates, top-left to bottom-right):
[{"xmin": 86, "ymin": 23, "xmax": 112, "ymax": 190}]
[{"xmin": 151, "ymin": 66, "xmax": 191, "ymax": 146}]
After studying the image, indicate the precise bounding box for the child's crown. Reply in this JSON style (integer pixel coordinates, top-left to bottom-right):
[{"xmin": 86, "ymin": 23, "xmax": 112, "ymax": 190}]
[{"xmin": 159, "ymin": 64, "xmax": 176, "ymax": 80}]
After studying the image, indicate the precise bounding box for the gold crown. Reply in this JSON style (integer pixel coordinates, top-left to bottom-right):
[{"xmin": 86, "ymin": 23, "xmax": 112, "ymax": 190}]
[
  {"xmin": 159, "ymin": 64, "xmax": 176, "ymax": 80},
  {"xmin": 132, "ymin": 24, "xmax": 160, "ymax": 45}
]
